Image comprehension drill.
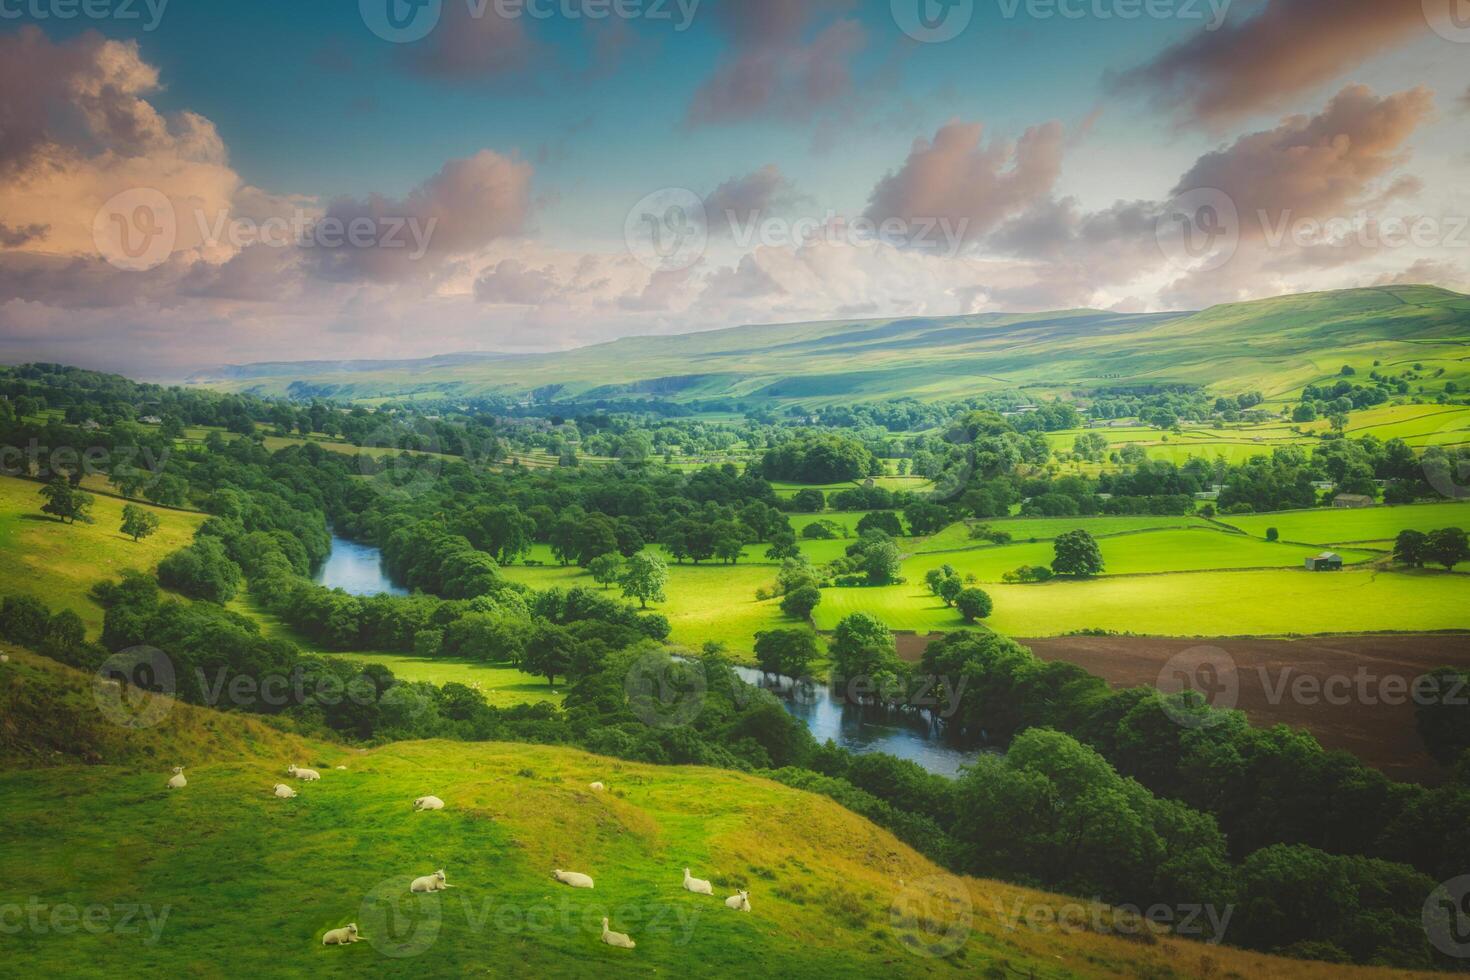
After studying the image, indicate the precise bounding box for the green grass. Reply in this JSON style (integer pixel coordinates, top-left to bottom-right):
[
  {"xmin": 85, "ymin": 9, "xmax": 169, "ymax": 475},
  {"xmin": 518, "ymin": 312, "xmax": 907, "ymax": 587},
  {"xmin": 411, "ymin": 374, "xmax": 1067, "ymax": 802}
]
[
  {"xmin": 0, "ymin": 474, "xmax": 205, "ymax": 633},
  {"xmin": 814, "ymin": 567, "xmax": 1470, "ymax": 636},
  {"xmin": 915, "ymin": 514, "xmax": 1212, "ymax": 552},
  {"xmin": 329, "ymin": 654, "xmax": 564, "ymax": 707},
  {"xmin": 0, "ymin": 647, "xmax": 1392, "ymax": 979},
  {"xmin": 1219, "ymin": 501, "xmax": 1470, "ymax": 545}
]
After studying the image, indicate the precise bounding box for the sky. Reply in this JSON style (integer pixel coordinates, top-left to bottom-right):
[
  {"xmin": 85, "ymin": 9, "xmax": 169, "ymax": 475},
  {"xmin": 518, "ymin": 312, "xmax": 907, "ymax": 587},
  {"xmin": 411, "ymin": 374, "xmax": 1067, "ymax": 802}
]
[{"xmin": 0, "ymin": 0, "xmax": 1467, "ymax": 377}]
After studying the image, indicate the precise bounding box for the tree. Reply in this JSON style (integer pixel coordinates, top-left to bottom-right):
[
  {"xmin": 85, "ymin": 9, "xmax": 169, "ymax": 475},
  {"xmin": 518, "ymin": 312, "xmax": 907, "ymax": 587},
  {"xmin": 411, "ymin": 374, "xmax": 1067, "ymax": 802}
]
[
  {"xmin": 861, "ymin": 540, "xmax": 902, "ymax": 585},
  {"xmin": 937, "ymin": 575, "xmax": 963, "ymax": 607},
  {"xmin": 754, "ymin": 629, "xmax": 818, "ymax": 679},
  {"xmin": 1052, "ymin": 529, "xmax": 1104, "ymax": 577},
  {"xmin": 620, "ymin": 553, "xmax": 668, "ymax": 608},
  {"xmin": 1265, "ymin": 527, "xmax": 1279, "ymax": 542},
  {"xmin": 780, "ymin": 585, "xmax": 821, "ymax": 620},
  {"xmin": 1426, "ymin": 527, "xmax": 1470, "ymax": 571},
  {"xmin": 955, "ymin": 587, "xmax": 993, "ymax": 623},
  {"xmin": 791, "ymin": 488, "xmax": 825, "ymax": 513},
  {"xmin": 856, "ymin": 511, "xmax": 904, "ymax": 538},
  {"xmin": 1393, "ymin": 529, "xmax": 1428, "ymax": 568},
  {"xmin": 120, "ymin": 504, "xmax": 160, "ymax": 543},
  {"xmin": 38, "ymin": 476, "xmax": 94, "ymax": 525},
  {"xmin": 588, "ymin": 553, "xmax": 623, "ymax": 590},
  {"xmin": 522, "ymin": 621, "xmax": 575, "ymax": 688}
]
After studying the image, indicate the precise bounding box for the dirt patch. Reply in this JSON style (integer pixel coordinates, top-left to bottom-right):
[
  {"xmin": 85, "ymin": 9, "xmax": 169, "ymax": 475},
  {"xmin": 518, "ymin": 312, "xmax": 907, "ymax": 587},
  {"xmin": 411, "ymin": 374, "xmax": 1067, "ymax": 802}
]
[{"xmin": 1007, "ymin": 634, "xmax": 1470, "ymax": 785}]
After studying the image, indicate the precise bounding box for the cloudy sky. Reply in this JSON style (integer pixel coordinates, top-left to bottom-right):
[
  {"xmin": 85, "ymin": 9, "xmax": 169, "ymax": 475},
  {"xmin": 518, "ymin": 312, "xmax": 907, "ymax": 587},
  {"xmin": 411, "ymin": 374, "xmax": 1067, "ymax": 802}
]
[{"xmin": 0, "ymin": 0, "xmax": 1467, "ymax": 377}]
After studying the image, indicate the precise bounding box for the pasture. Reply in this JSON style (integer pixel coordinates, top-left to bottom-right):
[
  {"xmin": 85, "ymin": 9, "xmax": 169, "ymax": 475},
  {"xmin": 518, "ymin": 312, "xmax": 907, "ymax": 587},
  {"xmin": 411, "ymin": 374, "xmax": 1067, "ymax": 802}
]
[
  {"xmin": 1219, "ymin": 501, "xmax": 1470, "ymax": 545},
  {"xmin": 328, "ymin": 653, "xmax": 565, "ymax": 707}
]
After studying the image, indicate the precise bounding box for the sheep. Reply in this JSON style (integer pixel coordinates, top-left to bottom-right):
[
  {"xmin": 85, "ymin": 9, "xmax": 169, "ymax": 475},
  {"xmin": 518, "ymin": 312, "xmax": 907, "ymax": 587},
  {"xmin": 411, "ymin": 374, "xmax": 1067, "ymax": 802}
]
[
  {"xmin": 552, "ymin": 869, "xmax": 594, "ymax": 889},
  {"xmin": 682, "ymin": 868, "xmax": 712, "ymax": 895},
  {"xmin": 287, "ymin": 764, "xmax": 320, "ymax": 781},
  {"xmin": 724, "ymin": 889, "xmax": 750, "ymax": 912},
  {"xmin": 167, "ymin": 766, "xmax": 187, "ymax": 789},
  {"xmin": 0, "ymin": 654, "xmax": 9, "ymax": 663},
  {"xmin": 588, "ymin": 781, "xmax": 605, "ymax": 792},
  {"xmin": 413, "ymin": 795, "xmax": 444, "ymax": 812},
  {"xmin": 273, "ymin": 784, "xmax": 297, "ymax": 799},
  {"xmin": 600, "ymin": 917, "xmax": 635, "ymax": 949},
  {"xmin": 410, "ymin": 870, "xmax": 452, "ymax": 893},
  {"xmin": 322, "ymin": 923, "xmax": 360, "ymax": 946}
]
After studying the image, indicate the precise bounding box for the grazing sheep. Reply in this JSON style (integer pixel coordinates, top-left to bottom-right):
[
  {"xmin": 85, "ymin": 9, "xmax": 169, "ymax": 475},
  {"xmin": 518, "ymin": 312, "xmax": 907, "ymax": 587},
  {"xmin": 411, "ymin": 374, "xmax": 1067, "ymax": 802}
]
[
  {"xmin": 287, "ymin": 764, "xmax": 320, "ymax": 781},
  {"xmin": 588, "ymin": 781, "xmax": 605, "ymax": 791},
  {"xmin": 724, "ymin": 889, "xmax": 750, "ymax": 912},
  {"xmin": 410, "ymin": 870, "xmax": 452, "ymax": 893},
  {"xmin": 552, "ymin": 869, "xmax": 594, "ymax": 889},
  {"xmin": 682, "ymin": 868, "xmax": 712, "ymax": 895},
  {"xmin": 413, "ymin": 795, "xmax": 444, "ymax": 811},
  {"xmin": 322, "ymin": 923, "xmax": 360, "ymax": 946},
  {"xmin": 273, "ymin": 784, "xmax": 297, "ymax": 799},
  {"xmin": 167, "ymin": 767, "xmax": 187, "ymax": 789},
  {"xmin": 0, "ymin": 654, "xmax": 9, "ymax": 663},
  {"xmin": 601, "ymin": 917, "xmax": 635, "ymax": 949}
]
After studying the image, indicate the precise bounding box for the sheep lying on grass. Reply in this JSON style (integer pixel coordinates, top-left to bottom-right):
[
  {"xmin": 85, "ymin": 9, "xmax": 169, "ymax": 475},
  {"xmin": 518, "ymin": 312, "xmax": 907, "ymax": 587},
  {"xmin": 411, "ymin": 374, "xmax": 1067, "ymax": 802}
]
[
  {"xmin": 273, "ymin": 784, "xmax": 297, "ymax": 799},
  {"xmin": 553, "ymin": 869, "xmax": 594, "ymax": 889},
  {"xmin": 588, "ymin": 781, "xmax": 605, "ymax": 791},
  {"xmin": 682, "ymin": 868, "xmax": 712, "ymax": 895},
  {"xmin": 601, "ymin": 917, "xmax": 635, "ymax": 949},
  {"xmin": 322, "ymin": 924, "xmax": 360, "ymax": 946},
  {"xmin": 411, "ymin": 870, "xmax": 452, "ymax": 893},
  {"xmin": 724, "ymin": 890, "xmax": 750, "ymax": 912},
  {"xmin": 0, "ymin": 654, "xmax": 9, "ymax": 663},
  {"xmin": 413, "ymin": 795, "xmax": 444, "ymax": 811},
  {"xmin": 166, "ymin": 767, "xmax": 186, "ymax": 789},
  {"xmin": 287, "ymin": 764, "xmax": 320, "ymax": 781}
]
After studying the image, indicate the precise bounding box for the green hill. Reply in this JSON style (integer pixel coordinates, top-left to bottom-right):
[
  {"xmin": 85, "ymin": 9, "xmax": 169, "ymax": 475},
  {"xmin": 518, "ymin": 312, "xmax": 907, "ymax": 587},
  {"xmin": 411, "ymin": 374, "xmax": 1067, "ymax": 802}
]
[
  {"xmin": 0, "ymin": 647, "xmax": 1424, "ymax": 979},
  {"xmin": 192, "ymin": 285, "xmax": 1470, "ymax": 406}
]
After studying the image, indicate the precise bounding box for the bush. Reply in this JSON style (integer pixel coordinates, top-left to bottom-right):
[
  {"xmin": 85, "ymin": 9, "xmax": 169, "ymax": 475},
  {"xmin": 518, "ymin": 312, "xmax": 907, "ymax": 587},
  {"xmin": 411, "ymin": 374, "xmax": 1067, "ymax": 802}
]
[
  {"xmin": 157, "ymin": 538, "xmax": 242, "ymax": 603},
  {"xmin": 1001, "ymin": 565, "xmax": 1053, "ymax": 584}
]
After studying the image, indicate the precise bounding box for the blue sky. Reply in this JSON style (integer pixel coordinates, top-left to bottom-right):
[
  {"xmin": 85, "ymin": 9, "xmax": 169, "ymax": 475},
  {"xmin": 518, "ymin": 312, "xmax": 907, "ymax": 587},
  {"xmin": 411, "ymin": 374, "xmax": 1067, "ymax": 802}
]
[{"xmin": 0, "ymin": 0, "xmax": 1466, "ymax": 374}]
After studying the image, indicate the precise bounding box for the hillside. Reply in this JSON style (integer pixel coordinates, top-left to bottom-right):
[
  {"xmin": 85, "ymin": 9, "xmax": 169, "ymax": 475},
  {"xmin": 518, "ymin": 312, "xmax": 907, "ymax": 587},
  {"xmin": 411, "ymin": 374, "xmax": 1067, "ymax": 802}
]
[
  {"xmin": 190, "ymin": 285, "xmax": 1470, "ymax": 406},
  {"xmin": 0, "ymin": 646, "xmax": 1435, "ymax": 978}
]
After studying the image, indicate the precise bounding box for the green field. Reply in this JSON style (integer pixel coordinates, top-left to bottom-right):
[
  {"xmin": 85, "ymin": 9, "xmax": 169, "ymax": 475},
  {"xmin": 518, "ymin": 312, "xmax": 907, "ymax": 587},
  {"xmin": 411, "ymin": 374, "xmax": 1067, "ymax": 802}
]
[
  {"xmin": 1219, "ymin": 501, "xmax": 1470, "ymax": 545},
  {"xmin": 330, "ymin": 654, "xmax": 564, "ymax": 707},
  {"xmin": 915, "ymin": 514, "xmax": 1213, "ymax": 552},
  {"xmin": 814, "ymin": 566, "xmax": 1469, "ymax": 637}
]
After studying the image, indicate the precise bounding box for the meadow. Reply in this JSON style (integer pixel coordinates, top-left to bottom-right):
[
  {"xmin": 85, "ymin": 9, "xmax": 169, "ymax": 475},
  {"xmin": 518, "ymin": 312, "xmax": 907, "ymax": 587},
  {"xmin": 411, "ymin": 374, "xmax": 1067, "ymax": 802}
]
[
  {"xmin": 329, "ymin": 653, "xmax": 565, "ymax": 706},
  {"xmin": 1218, "ymin": 501, "xmax": 1470, "ymax": 545}
]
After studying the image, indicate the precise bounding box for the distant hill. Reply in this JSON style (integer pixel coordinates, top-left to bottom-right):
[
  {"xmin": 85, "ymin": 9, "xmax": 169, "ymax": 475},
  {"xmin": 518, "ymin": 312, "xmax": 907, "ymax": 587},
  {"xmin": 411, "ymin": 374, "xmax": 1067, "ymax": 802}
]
[{"xmin": 196, "ymin": 285, "xmax": 1470, "ymax": 406}]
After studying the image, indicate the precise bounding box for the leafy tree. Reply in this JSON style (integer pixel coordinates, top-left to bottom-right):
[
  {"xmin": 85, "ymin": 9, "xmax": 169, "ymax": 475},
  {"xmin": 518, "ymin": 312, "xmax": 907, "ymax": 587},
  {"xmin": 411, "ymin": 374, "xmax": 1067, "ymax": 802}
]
[
  {"xmin": 780, "ymin": 584, "xmax": 821, "ymax": 620},
  {"xmin": 1052, "ymin": 529, "xmax": 1104, "ymax": 577},
  {"xmin": 120, "ymin": 504, "xmax": 160, "ymax": 543},
  {"xmin": 38, "ymin": 476, "xmax": 94, "ymax": 524},
  {"xmin": 588, "ymin": 553, "xmax": 623, "ymax": 590},
  {"xmin": 937, "ymin": 575, "xmax": 963, "ymax": 607},
  {"xmin": 620, "ymin": 553, "xmax": 668, "ymax": 608},
  {"xmin": 791, "ymin": 488, "xmax": 825, "ymax": 512},
  {"xmin": 1426, "ymin": 527, "xmax": 1469, "ymax": 571},
  {"xmin": 754, "ymin": 628, "xmax": 818, "ymax": 679},
  {"xmin": 157, "ymin": 538, "xmax": 242, "ymax": 603},
  {"xmin": 522, "ymin": 620, "xmax": 575, "ymax": 688},
  {"xmin": 861, "ymin": 540, "xmax": 902, "ymax": 585},
  {"xmin": 1393, "ymin": 529, "xmax": 1428, "ymax": 568},
  {"xmin": 0, "ymin": 595, "xmax": 51, "ymax": 647},
  {"xmin": 1414, "ymin": 668, "xmax": 1470, "ymax": 767},
  {"xmin": 856, "ymin": 511, "xmax": 903, "ymax": 537},
  {"xmin": 1265, "ymin": 527, "xmax": 1279, "ymax": 542},
  {"xmin": 955, "ymin": 587, "xmax": 993, "ymax": 623}
]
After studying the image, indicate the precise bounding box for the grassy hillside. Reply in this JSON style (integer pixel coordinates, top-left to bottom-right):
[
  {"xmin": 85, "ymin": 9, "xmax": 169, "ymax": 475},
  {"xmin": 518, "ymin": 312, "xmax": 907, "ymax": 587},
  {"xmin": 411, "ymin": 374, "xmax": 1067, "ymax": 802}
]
[
  {"xmin": 0, "ymin": 648, "xmax": 1430, "ymax": 979},
  {"xmin": 193, "ymin": 285, "xmax": 1470, "ymax": 407}
]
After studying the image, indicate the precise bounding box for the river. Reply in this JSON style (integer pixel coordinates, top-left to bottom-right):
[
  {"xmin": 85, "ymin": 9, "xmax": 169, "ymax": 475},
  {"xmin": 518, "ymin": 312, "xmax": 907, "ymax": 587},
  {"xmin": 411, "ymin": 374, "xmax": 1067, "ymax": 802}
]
[{"xmin": 315, "ymin": 535, "xmax": 975, "ymax": 776}]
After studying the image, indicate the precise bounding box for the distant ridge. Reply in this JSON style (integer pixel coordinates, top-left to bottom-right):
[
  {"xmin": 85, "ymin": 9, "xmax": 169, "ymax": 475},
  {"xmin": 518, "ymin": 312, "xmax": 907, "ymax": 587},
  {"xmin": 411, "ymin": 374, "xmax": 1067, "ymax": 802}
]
[{"xmin": 187, "ymin": 350, "xmax": 527, "ymax": 383}]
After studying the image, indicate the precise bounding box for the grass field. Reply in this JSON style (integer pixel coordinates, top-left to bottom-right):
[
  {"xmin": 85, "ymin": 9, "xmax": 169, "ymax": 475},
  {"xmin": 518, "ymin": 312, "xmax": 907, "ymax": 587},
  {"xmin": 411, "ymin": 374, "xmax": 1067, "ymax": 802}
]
[
  {"xmin": 915, "ymin": 515, "xmax": 1213, "ymax": 552},
  {"xmin": 329, "ymin": 654, "xmax": 564, "ymax": 707},
  {"xmin": 1219, "ymin": 501, "xmax": 1470, "ymax": 545},
  {"xmin": 0, "ymin": 647, "xmax": 1410, "ymax": 980},
  {"xmin": 814, "ymin": 566, "xmax": 1470, "ymax": 636},
  {"xmin": 0, "ymin": 475, "xmax": 205, "ymax": 632}
]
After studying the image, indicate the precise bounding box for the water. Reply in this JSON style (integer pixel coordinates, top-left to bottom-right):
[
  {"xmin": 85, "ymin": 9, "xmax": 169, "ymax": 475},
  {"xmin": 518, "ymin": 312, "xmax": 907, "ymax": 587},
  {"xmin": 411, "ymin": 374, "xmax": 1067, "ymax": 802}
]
[
  {"xmin": 313, "ymin": 534, "xmax": 408, "ymax": 597},
  {"xmin": 723, "ymin": 662, "xmax": 979, "ymax": 778}
]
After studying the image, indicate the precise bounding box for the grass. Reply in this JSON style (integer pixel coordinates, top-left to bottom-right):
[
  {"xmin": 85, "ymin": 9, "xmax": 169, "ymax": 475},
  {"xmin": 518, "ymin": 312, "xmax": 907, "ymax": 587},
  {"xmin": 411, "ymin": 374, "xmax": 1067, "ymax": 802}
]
[
  {"xmin": 328, "ymin": 654, "xmax": 564, "ymax": 707},
  {"xmin": 915, "ymin": 514, "xmax": 1212, "ymax": 552},
  {"xmin": 1219, "ymin": 501, "xmax": 1470, "ymax": 545},
  {"xmin": 0, "ymin": 647, "xmax": 1413, "ymax": 980},
  {"xmin": 813, "ymin": 567, "xmax": 1470, "ymax": 637},
  {"xmin": 0, "ymin": 474, "xmax": 205, "ymax": 633}
]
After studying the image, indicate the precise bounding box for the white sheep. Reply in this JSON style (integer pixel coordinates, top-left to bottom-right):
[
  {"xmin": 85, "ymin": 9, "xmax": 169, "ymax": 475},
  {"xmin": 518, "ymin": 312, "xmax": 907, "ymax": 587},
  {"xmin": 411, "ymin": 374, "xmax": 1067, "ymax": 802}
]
[
  {"xmin": 682, "ymin": 868, "xmax": 712, "ymax": 895},
  {"xmin": 553, "ymin": 869, "xmax": 594, "ymax": 889},
  {"xmin": 410, "ymin": 870, "xmax": 452, "ymax": 893},
  {"xmin": 0, "ymin": 654, "xmax": 9, "ymax": 663},
  {"xmin": 724, "ymin": 889, "xmax": 750, "ymax": 912},
  {"xmin": 601, "ymin": 917, "xmax": 635, "ymax": 949},
  {"xmin": 287, "ymin": 764, "xmax": 320, "ymax": 781},
  {"xmin": 588, "ymin": 781, "xmax": 605, "ymax": 792},
  {"xmin": 322, "ymin": 923, "xmax": 360, "ymax": 946},
  {"xmin": 273, "ymin": 784, "xmax": 297, "ymax": 799},
  {"xmin": 413, "ymin": 795, "xmax": 444, "ymax": 811},
  {"xmin": 167, "ymin": 766, "xmax": 187, "ymax": 789}
]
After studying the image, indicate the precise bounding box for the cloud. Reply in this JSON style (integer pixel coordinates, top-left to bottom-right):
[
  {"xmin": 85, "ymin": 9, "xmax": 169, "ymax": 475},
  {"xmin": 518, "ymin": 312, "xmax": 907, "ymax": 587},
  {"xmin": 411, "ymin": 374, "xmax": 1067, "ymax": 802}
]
[
  {"xmin": 1373, "ymin": 258, "xmax": 1467, "ymax": 289},
  {"xmin": 704, "ymin": 165, "xmax": 806, "ymax": 236},
  {"xmin": 863, "ymin": 120, "xmax": 1066, "ymax": 246},
  {"xmin": 473, "ymin": 258, "xmax": 564, "ymax": 304},
  {"xmin": 0, "ymin": 223, "xmax": 49, "ymax": 248},
  {"xmin": 396, "ymin": 2, "xmax": 534, "ymax": 82},
  {"xmin": 1110, "ymin": 0, "xmax": 1428, "ymax": 128},
  {"xmin": 684, "ymin": 1, "xmax": 863, "ymax": 126}
]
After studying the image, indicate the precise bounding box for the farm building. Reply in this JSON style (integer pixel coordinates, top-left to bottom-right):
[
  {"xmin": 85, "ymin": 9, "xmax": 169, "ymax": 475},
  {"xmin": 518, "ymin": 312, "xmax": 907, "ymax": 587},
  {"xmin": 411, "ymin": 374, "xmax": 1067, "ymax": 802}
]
[
  {"xmin": 1332, "ymin": 494, "xmax": 1375, "ymax": 509},
  {"xmin": 1305, "ymin": 552, "xmax": 1344, "ymax": 572}
]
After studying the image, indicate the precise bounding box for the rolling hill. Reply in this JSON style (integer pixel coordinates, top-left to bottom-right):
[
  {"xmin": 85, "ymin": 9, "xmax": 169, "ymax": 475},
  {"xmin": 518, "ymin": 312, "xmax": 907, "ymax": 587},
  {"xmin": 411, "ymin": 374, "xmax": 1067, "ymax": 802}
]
[
  {"xmin": 0, "ymin": 646, "xmax": 1434, "ymax": 978},
  {"xmin": 189, "ymin": 285, "xmax": 1470, "ymax": 406}
]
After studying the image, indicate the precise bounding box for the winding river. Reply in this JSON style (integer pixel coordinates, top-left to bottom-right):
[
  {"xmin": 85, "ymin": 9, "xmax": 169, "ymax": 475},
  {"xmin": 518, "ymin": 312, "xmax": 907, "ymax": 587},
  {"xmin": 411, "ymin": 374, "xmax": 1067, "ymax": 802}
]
[{"xmin": 315, "ymin": 535, "xmax": 976, "ymax": 776}]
